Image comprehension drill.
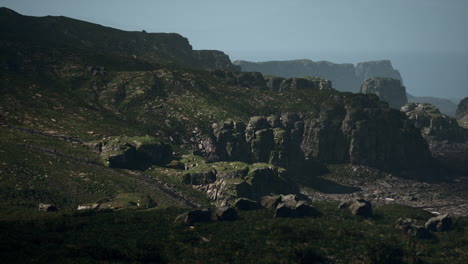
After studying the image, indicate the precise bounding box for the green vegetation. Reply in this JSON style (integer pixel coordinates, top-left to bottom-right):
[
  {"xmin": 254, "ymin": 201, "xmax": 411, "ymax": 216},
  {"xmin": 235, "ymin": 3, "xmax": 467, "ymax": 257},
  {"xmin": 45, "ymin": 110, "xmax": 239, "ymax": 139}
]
[{"xmin": 0, "ymin": 203, "xmax": 466, "ymax": 263}]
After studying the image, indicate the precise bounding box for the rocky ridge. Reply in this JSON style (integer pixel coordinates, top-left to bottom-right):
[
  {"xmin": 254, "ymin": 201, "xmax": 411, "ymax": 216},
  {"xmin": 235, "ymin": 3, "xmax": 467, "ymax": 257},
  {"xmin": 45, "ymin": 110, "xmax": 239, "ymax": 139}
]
[
  {"xmin": 360, "ymin": 77, "xmax": 408, "ymax": 109},
  {"xmin": 233, "ymin": 59, "xmax": 402, "ymax": 93}
]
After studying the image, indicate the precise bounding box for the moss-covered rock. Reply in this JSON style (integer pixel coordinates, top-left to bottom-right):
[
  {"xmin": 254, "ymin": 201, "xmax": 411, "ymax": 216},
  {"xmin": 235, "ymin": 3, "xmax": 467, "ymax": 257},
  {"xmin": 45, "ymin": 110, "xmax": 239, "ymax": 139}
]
[
  {"xmin": 87, "ymin": 136, "xmax": 172, "ymax": 170},
  {"xmin": 401, "ymin": 102, "xmax": 467, "ymax": 141}
]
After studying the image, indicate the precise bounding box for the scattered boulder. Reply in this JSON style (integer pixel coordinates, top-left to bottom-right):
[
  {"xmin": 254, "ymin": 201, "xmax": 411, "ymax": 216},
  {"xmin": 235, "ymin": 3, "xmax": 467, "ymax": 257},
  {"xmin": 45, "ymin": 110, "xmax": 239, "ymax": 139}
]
[
  {"xmin": 214, "ymin": 207, "xmax": 238, "ymax": 221},
  {"xmin": 295, "ymin": 201, "xmax": 320, "ymax": 217},
  {"xmin": 395, "ymin": 218, "xmax": 431, "ymax": 239},
  {"xmin": 274, "ymin": 203, "xmax": 297, "ymax": 218},
  {"xmin": 274, "ymin": 201, "xmax": 319, "ymax": 218},
  {"xmin": 233, "ymin": 198, "xmax": 261, "ymax": 210},
  {"xmin": 339, "ymin": 199, "xmax": 372, "ymax": 217},
  {"xmin": 425, "ymin": 214, "xmax": 453, "ymax": 232},
  {"xmin": 260, "ymin": 195, "xmax": 282, "ymax": 209},
  {"xmin": 38, "ymin": 203, "xmax": 57, "ymax": 212},
  {"xmin": 175, "ymin": 209, "xmax": 212, "ymax": 225},
  {"xmin": 280, "ymin": 194, "xmax": 300, "ymax": 207}
]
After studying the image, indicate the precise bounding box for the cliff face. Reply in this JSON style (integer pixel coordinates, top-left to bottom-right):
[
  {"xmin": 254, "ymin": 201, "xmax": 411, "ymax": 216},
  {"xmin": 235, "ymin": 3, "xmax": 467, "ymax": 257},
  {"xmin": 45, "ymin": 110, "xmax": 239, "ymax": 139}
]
[
  {"xmin": 401, "ymin": 103, "xmax": 467, "ymax": 141},
  {"xmin": 197, "ymin": 95, "xmax": 430, "ymax": 171},
  {"xmin": 0, "ymin": 7, "xmax": 239, "ymax": 72},
  {"xmin": 407, "ymin": 94, "xmax": 458, "ymax": 117},
  {"xmin": 456, "ymin": 97, "xmax": 468, "ymax": 128},
  {"xmin": 360, "ymin": 78, "xmax": 408, "ymax": 109},
  {"xmin": 233, "ymin": 59, "xmax": 402, "ymax": 93}
]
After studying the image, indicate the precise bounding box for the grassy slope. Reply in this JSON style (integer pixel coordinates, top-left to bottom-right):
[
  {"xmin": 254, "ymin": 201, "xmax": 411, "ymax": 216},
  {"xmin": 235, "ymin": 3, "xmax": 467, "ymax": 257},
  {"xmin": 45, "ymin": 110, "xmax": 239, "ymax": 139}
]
[{"xmin": 0, "ymin": 203, "xmax": 466, "ymax": 263}]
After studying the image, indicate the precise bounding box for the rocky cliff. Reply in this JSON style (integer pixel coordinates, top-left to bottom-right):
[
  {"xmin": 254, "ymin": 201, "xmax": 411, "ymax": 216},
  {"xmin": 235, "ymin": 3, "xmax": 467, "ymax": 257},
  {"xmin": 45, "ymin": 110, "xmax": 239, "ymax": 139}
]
[
  {"xmin": 196, "ymin": 95, "xmax": 430, "ymax": 171},
  {"xmin": 0, "ymin": 7, "xmax": 239, "ymax": 72},
  {"xmin": 233, "ymin": 59, "xmax": 402, "ymax": 93},
  {"xmin": 407, "ymin": 94, "xmax": 459, "ymax": 117},
  {"xmin": 456, "ymin": 97, "xmax": 468, "ymax": 128},
  {"xmin": 360, "ymin": 77, "xmax": 408, "ymax": 109},
  {"xmin": 401, "ymin": 103, "xmax": 467, "ymax": 141}
]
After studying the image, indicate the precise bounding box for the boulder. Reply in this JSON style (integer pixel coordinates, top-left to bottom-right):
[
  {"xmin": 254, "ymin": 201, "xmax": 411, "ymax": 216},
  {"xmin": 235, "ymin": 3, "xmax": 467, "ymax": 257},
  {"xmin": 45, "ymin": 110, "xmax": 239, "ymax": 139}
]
[
  {"xmin": 395, "ymin": 218, "xmax": 431, "ymax": 239},
  {"xmin": 260, "ymin": 195, "xmax": 282, "ymax": 209},
  {"xmin": 425, "ymin": 214, "xmax": 453, "ymax": 232},
  {"xmin": 77, "ymin": 203, "xmax": 100, "ymax": 210},
  {"xmin": 280, "ymin": 194, "xmax": 299, "ymax": 208},
  {"xmin": 360, "ymin": 77, "xmax": 407, "ymax": 109},
  {"xmin": 183, "ymin": 170, "xmax": 216, "ymax": 185},
  {"xmin": 233, "ymin": 198, "xmax": 261, "ymax": 210},
  {"xmin": 38, "ymin": 203, "xmax": 57, "ymax": 212},
  {"xmin": 274, "ymin": 203, "xmax": 296, "ymax": 218},
  {"xmin": 175, "ymin": 209, "xmax": 212, "ymax": 225},
  {"xmin": 214, "ymin": 207, "xmax": 238, "ymax": 221},
  {"xmin": 339, "ymin": 199, "xmax": 372, "ymax": 217},
  {"xmin": 295, "ymin": 201, "xmax": 320, "ymax": 217}
]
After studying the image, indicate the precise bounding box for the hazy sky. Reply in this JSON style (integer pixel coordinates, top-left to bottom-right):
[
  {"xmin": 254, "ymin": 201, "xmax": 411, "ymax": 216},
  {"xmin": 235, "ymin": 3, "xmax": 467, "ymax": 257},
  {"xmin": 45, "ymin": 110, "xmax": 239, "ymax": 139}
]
[{"xmin": 1, "ymin": 0, "xmax": 467, "ymax": 99}]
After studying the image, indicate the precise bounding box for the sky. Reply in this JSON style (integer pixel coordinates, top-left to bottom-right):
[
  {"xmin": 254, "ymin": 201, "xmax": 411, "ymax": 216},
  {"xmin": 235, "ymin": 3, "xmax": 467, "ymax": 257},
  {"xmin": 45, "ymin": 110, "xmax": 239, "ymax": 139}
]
[{"xmin": 1, "ymin": 0, "xmax": 467, "ymax": 99}]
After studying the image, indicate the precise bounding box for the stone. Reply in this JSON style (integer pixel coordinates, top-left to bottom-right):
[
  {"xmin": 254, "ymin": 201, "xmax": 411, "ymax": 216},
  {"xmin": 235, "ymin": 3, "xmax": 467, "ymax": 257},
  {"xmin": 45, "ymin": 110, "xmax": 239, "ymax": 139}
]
[
  {"xmin": 233, "ymin": 198, "xmax": 261, "ymax": 210},
  {"xmin": 38, "ymin": 203, "xmax": 57, "ymax": 212},
  {"xmin": 395, "ymin": 218, "xmax": 431, "ymax": 239},
  {"xmin": 295, "ymin": 201, "xmax": 320, "ymax": 217},
  {"xmin": 339, "ymin": 199, "xmax": 372, "ymax": 217},
  {"xmin": 274, "ymin": 203, "xmax": 296, "ymax": 218},
  {"xmin": 425, "ymin": 214, "xmax": 453, "ymax": 232},
  {"xmin": 77, "ymin": 203, "xmax": 100, "ymax": 210},
  {"xmin": 175, "ymin": 209, "xmax": 212, "ymax": 225},
  {"xmin": 280, "ymin": 194, "xmax": 299, "ymax": 208},
  {"xmin": 260, "ymin": 195, "xmax": 282, "ymax": 209},
  {"xmin": 183, "ymin": 170, "xmax": 216, "ymax": 185},
  {"xmin": 360, "ymin": 77, "xmax": 407, "ymax": 109},
  {"xmin": 214, "ymin": 206, "xmax": 238, "ymax": 221}
]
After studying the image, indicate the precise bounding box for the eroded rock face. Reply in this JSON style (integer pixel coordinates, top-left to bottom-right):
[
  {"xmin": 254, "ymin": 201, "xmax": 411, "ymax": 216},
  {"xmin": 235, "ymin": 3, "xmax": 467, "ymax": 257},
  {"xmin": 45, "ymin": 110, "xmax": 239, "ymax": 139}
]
[
  {"xmin": 456, "ymin": 97, "xmax": 468, "ymax": 128},
  {"xmin": 233, "ymin": 59, "xmax": 402, "ymax": 93},
  {"xmin": 199, "ymin": 94, "xmax": 431, "ymax": 171},
  {"xmin": 210, "ymin": 70, "xmax": 332, "ymax": 92},
  {"xmin": 360, "ymin": 77, "xmax": 407, "ymax": 109},
  {"xmin": 401, "ymin": 103, "xmax": 467, "ymax": 141}
]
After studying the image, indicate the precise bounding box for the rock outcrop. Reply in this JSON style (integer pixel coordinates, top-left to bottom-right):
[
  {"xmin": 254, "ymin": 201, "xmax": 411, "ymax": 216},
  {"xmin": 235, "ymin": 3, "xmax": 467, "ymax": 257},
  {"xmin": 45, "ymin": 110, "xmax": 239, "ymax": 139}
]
[
  {"xmin": 395, "ymin": 218, "xmax": 431, "ymax": 239},
  {"xmin": 360, "ymin": 77, "xmax": 407, "ymax": 109},
  {"xmin": 175, "ymin": 209, "xmax": 212, "ymax": 225},
  {"xmin": 407, "ymin": 94, "xmax": 459, "ymax": 117},
  {"xmin": 38, "ymin": 203, "xmax": 57, "ymax": 212},
  {"xmin": 233, "ymin": 59, "xmax": 402, "ymax": 93},
  {"xmin": 339, "ymin": 199, "xmax": 372, "ymax": 216},
  {"xmin": 456, "ymin": 97, "xmax": 468, "ymax": 128},
  {"xmin": 425, "ymin": 214, "xmax": 453, "ymax": 232},
  {"xmin": 87, "ymin": 136, "xmax": 172, "ymax": 170},
  {"xmin": 401, "ymin": 103, "xmax": 467, "ymax": 141},
  {"xmin": 210, "ymin": 70, "xmax": 332, "ymax": 92},
  {"xmin": 198, "ymin": 95, "xmax": 431, "ymax": 171}
]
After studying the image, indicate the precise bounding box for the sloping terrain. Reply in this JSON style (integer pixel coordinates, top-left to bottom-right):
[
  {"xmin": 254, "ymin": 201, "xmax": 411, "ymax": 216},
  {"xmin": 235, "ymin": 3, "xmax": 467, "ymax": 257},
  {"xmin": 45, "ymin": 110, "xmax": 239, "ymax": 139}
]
[{"xmin": 1, "ymin": 8, "xmax": 467, "ymax": 263}]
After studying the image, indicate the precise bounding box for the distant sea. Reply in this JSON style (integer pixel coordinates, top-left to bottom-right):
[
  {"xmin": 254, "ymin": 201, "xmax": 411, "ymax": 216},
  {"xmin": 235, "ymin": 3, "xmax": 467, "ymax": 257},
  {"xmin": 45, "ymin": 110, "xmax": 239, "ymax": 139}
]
[{"xmin": 229, "ymin": 50, "xmax": 468, "ymax": 101}]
